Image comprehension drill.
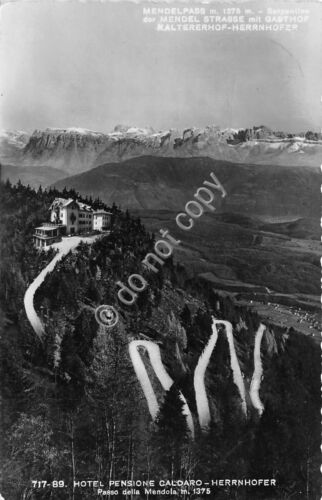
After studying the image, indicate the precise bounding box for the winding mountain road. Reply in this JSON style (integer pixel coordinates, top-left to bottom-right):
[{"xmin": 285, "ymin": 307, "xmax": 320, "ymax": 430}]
[
  {"xmin": 129, "ymin": 340, "xmax": 195, "ymax": 438},
  {"xmin": 24, "ymin": 235, "xmax": 100, "ymax": 339},
  {"xmin": 24, "ymin": 238, "xmax": 266, "ymax": 435},
  {"xmin": 194, "ymin": 318, "xmax": 248, "ymax": 429},
  {"xmin": 250, "ymin": 323, "xmax": 266, "ymax": 415},
  {"xmin": 129, "ymin": 319, "xmax": 267, "ymax": 434}
]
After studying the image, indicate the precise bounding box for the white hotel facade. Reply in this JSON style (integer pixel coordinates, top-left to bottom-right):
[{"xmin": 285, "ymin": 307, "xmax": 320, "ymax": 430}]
[{"xmin": 34, "ymin": 198, "xmax": 112, "ymax": 248}]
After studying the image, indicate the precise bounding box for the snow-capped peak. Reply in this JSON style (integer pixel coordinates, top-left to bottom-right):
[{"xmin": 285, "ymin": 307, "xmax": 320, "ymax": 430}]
[{"xmin": 42, "ymin": 127, "xmax": 105, "ymax": 137}]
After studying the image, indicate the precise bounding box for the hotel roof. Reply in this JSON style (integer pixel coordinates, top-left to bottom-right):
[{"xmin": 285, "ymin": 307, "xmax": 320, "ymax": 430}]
[
  {"xmin": 50, "ymin": 197, "xmax": 93, "ymax": 211},
  {"xmin": 78, "ymin": 202, "xmax": 93, "ymax": 212},
  {"xmin": 35, "ymin": 224, "xmax": 62, "ymax": 231},
  {"xmin": 50, "ymin": 197, "xmax": 74, "ymax": 209},
  {"xmin": 93, "ymin": 210, "xmax": 112, "ymax": 215}
]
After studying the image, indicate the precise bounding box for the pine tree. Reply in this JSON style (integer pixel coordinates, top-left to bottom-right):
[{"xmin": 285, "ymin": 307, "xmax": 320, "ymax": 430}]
[
  {"xmin": 180, "ymin": 304, "xmax": 191, "ymax": 330},
  {"xmin": 153, "ymin": 385, "xmax": 189, "ymax": 475}
]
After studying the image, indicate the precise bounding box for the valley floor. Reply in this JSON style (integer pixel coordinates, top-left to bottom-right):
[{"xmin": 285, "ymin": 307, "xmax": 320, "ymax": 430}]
[
  {"xmin": 137, "ymin": 209, "xmax": 320, "ymax": 341},
  {"xmin": 236, "ymin": 299, "xmax": 320, "ymax": 341}
]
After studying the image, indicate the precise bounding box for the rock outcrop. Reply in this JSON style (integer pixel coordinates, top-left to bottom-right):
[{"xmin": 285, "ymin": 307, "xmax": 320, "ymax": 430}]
[{"xmin": 1, "ymin": 125, "xmax": 321, "ymax": 175}]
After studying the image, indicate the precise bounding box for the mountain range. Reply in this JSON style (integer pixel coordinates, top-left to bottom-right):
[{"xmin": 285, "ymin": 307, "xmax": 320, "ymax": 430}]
[
  {"xmin": 52, "ymin": 155, "xmax": 320, "ymax": 217},
  {"xmin": 1, "ymin": 125, "xmax": 321, "ymax": 187}
]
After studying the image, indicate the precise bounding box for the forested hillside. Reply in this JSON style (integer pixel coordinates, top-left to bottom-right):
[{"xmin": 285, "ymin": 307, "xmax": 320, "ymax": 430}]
[{"xmin": 0, "ymin": 181, "xmax": 320, "ymax": 500}]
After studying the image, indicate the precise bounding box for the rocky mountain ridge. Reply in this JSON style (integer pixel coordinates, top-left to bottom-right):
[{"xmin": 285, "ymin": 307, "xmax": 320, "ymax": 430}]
[{"xmin": 1, "ymin": 125, "xmax": 321, "ymax": 174}]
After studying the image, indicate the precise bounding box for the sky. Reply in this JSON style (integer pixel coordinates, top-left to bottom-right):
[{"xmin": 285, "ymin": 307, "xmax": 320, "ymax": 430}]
[{"xmin": 0, "ymin": 0, "xmax": 321, "ymax": 133}]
